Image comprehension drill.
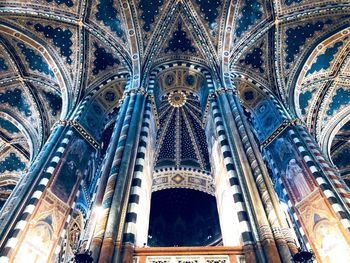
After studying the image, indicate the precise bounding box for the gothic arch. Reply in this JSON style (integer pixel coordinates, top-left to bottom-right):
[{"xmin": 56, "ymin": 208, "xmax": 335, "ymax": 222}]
[{"xmin": 293, "ymin": 26, "xmax": 350, "ymax": 156}]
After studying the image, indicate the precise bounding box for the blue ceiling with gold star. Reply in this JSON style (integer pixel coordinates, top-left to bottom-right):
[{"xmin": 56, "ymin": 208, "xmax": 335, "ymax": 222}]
[{"xmin": 155, "ymin": 92, "xmax": 210, "ymax": 172}]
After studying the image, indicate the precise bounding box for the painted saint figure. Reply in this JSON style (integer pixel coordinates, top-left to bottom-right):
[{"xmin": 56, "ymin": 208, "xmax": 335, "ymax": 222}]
[{"xmin": 285, "ymin": 159, "xmax": 311, "ymax": 201}]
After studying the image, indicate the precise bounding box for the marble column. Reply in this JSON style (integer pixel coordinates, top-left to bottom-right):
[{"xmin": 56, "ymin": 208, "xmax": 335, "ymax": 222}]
[
  {"xmin": 211, "ymin": 88, "xmax": 285, "ymax": 263},
  {"xmin": 90, "ymin": 89, "xmax": 147, "ymax": 263},
  {"xmin": 224, "ymin": 89, "xmax": 297, "ymax": 261},
  {"xmin": 82, "ymin": 94, "xmax": 131, "ymax": 249},
  {"xmin": 211, "ymin": 95, "xmax": 264, "ymax": 263}
]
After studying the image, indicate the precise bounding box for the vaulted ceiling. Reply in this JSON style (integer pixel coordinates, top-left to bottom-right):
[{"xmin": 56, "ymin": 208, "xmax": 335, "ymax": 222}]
[{"xmin": 0, "ymin": 0, "xmax": 350, "ymax": 177}]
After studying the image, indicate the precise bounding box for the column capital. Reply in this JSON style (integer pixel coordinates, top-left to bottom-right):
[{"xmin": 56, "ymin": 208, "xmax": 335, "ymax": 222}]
[
  {"xmin": 214, "ymin": 87, "xmax": 236, "ymax": 96},
  {"xmin": 51, "ymin": 119, "xmax": 70, "ymax": 130},
  {"xmin": 124, "ymin": 87, "xmax": 148, "ymax": 96},
  {"xmin": 118, "ymin": 88, "xmax": 148, "ymax": 108}
]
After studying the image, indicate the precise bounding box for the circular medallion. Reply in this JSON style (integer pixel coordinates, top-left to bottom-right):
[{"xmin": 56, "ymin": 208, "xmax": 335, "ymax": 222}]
[
  {"xmin": 243, "ymin": 90, "xmax": 255, "ymax": 101},
  {"xmin": 104, "ymin": 91, "xmax": 116, "ymax": 102},
  {"xmin": 168, "ymin": 91, "xmax": 187, "ymax": 107},
  {"xmin": 185, "ymin": 74, "xmax": 195, "ymax": 86}
]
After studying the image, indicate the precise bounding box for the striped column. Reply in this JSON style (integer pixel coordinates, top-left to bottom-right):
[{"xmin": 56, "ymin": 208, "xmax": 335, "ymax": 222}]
[
  {"xmin": 106, "ymin": 91, "xmax": 147, "ymax": 263},
  {"xmin": 297, "ymin": 125, "xmax": 350, "ymax": 209},
  {"xmin": 288, "ymin": 128, "xmax": 350, "ymax": 232},
  {"xmin": 90, "ymin": 90, "xmax": 147, "ymax": 262},
  {"xmin": 214, "ymin": 92, "xmax": 283, "ymax": 263},
  {"xmin": 0, "ymin": 127, "xmax": 75, "ymax": 262},
  {"xmin": 211, "ymin": 98, "xmax": 263, "ymax": 262},
  {"xmin": 122, "ymin": 99, "xmax": 152, "ymax": 245},
  {"xmin": 257, "ymin": 103, "xmax": 350, "ymax": 260},
  {"xmin": 90, "ymin": 92, "xmax": 138, "ymax": 259},
  {"xmin": 120, "ymin": 99, "xmax": 153, "ymax": 263},
  {"xmin": 82, "ymin": 95, "xmax": 131, "ymax": 248},
  {"xmin": 225, "ymin": 91, "xmax": 297, "ymax": 260},
  {"xmin": 0, "ymin": 122, "xmax": 66, "ymax": 244}
]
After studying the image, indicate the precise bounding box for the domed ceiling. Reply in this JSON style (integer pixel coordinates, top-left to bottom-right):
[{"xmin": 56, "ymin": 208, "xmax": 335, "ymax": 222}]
[
  {"xmin": 0, "ymin": 0, "xmax": 350, "ymax": 184},
  {"xmin": 155, "ymin": 92, "xmax": 211, "ymax": 171}
]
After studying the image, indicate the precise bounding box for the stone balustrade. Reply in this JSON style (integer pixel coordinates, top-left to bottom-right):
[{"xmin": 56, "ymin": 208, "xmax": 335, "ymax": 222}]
[{"xmin": 133, "ymin": 246, "xmax": 245, "ymax": 263}]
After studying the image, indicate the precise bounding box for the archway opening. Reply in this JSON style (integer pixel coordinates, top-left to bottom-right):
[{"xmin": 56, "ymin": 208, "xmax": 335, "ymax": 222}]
[{"xmin": 148, "ymin": 188, "xmax": 221, "ymax": 247}]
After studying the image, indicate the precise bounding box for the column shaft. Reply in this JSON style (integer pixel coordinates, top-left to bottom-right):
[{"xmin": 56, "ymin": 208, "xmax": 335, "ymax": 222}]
[
  {"xmin": 83, "ymin": 95, "xmax": 131, "ymax": 247},
  {"xmin": 226, "ymin": 92, "xmax": 296, "ymax": 261},
  {"xmin": 90, "ymin": 93, "xmax": 138, "ymax": 260},
  {"xmin": 216, "ymin": 92, "xmax": 282, "ymax": 263},
  {"xmin": 211, "ymin": 98, "xmax": 262, "ymax": 263},
  {"xmin": 91, "ymin": 91, "xmax": 146, "ymax": 263},
  {"xmin": 121, "ymin": 99, "xmax": 153, "ymax": 262}
]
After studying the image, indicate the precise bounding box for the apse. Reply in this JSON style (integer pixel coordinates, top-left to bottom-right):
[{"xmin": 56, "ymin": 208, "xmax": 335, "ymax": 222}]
[
  {"xmin": 148, "ymin": 188, "xmax": 221, "ymax": 247},
  {"xmin": 147, "ymin": 68, "xmax": 222, "ymax": 247}
]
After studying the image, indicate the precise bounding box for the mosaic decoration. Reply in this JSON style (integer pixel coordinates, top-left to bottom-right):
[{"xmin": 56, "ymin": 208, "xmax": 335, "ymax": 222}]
[
  {"xmin": 0, "ymin": 57, "xmax": 8, "ymax": 71},
  {"xmin": 152, "ymin": 168, "xmax": 214, "ymax": 194},
  {"xmin": 311, "ymin": 213, "xmax": 350, "ymax": 262},
  {"xmin": 17, "ymin": 42, "xmax": 55, "ymax": 77},
  {"xmin": 46, "ymin": 0, "xmax": 74, "ymax": 8},
  {"xmin": 96, "ymin": 0, "xmax": 124, "ymax": 37},
  {"xmin": 92, "ymin": 43, "xmax": 120, "ymax": 75},
  {"xmin": 104, "ymin": 91, "xmax": 116, "ymax": 102},
  {"xmin": 32, "ymin": 22, "xmax": 73, "ymax": 64},
  {"xmin": 168, "ymin": 91, "xmax": 187, "ymax": 107},
  {"xmin": 327, "ymin": 87, "xmax": 350, "ymax": 116},
  {"xmin": 139, "ymin": 0, "xmax": 164, "ymax": 32},
  {"xmin": 165, "ymin": 22, "xmax": 196, "ymax": 53},
  {"xmin": 0, "ymin": 117, "xmax": 20, "ymax": 134},
  {"xmin": 194, "ymin": 0, "xmax": 221, "ymax": 27},
  {"xmin": 285, "ymin": 20, "xmax": 332, "ymax": 64},
  {"xmin": 0, "ymin": 89, "xmax": 31, "ymax": 117},
  {"xmin": 1, "ymin": 2, "xmax": 350, "ymax": 262},
  {"xmin": 156, "ymin": 110, "xmax": 176, "ymax": 164},
  {"xmin": 0, "ymin": 152, "xmax": 26, "ymax": 173},
  {"xmin": 43, "ymin": 90, "xmax": 62, "ymax": 117},
  {"xmin": 236, "ymin": 0, "xmax": 263, "ymax": 37},
  {"xmin": 294, "ymin": 31, "xmax": 350, "ymax": 141},
  {"xmin": 307, "ymin": 41, "xmax": 343, "ymax": 75}
]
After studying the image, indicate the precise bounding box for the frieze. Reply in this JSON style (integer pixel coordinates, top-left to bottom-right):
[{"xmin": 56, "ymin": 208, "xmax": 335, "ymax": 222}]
[
  {"xmin": 262, "ymin": 119, "xmax": 302, "ymax": 148},
  {"xmin": 152, "ymin": 168, "xmax": 215, "ymax": 195}
]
